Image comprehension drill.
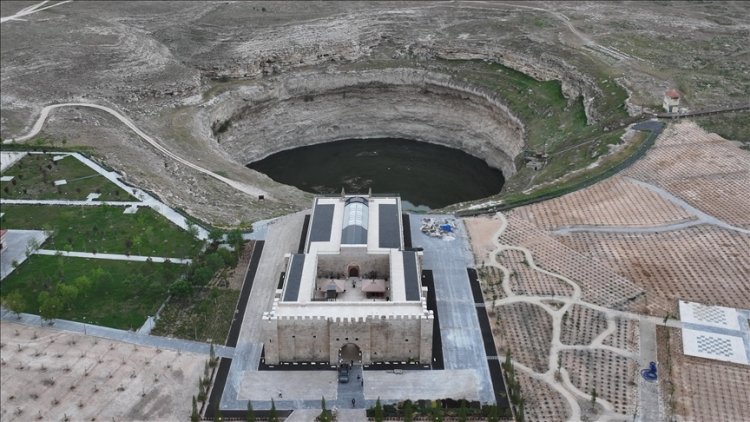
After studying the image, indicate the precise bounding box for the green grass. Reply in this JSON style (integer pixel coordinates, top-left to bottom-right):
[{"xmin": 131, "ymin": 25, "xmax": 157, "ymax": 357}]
[
  {"xmin": 437, "ymin": 59, "xmax": 629, "ymax": 154},
  {"xmin": 0, "ymin": 204, "xmax": 203, "ymax": 258},
  {"xmin": 694, "ymin": 112, "xmax": 750, "ymax": 144},
  {"xmin": 0, "ymin": 255, "xmax": 183, "ymax": 330},
  {"xmin": 0, "ymin": 154, "xmax": 132, "ymax": 200},
  {"xmin": 501, "ymin": 130, "xmax": 649, "ymax": 204},
  {"xmin": 150, "ymin": 287, "xmax": 240, "ymax": 343}
]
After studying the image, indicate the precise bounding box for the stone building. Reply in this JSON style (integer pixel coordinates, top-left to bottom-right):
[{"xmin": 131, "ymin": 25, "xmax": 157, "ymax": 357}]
[
  {"xmin": 663, "ymin": 88, "xmax": 681, "ymax": 113},
  {"xmin": 262, "ymin": 194, "xmax": 434, "ymax": 365}
]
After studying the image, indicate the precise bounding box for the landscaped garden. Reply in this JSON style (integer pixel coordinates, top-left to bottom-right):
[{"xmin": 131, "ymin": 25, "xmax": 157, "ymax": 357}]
[
  {"xmin": 0, "ymin": 204, "xmax": 203, "ymax": 258},
  {"xmin": 151, "ymin": 237, "xmax": 249, "ymax": 343},
  {"xmin": 0, "ymin": 255, "xmax": 184, "ymax": 330},
  {"xmin": 0, "ymin": 153, "xmax": 132, "ymax": 200}
]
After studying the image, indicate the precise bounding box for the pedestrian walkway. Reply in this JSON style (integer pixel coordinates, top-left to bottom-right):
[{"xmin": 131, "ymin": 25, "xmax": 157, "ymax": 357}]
[
  {"xmin": 0, "ymin": 198, "xmax": 141, "ymax": 206},
  {"xmin": 409, "ymin": 214, "xmax": 495, "ymax": 405},
  {"xmin": 0, "ymin": 309, "xmax": 235, "ymax": 358},
  {"xmin": 336, "ymin": 364, "xmax": 365, "ymax": 409},
  {"xmin": 0, "ymin": 229, "xmax": 48, "ymax": 279},
  {"xmin": 35, "ymin": 249, "xmax": 192, "ymax": 264}
]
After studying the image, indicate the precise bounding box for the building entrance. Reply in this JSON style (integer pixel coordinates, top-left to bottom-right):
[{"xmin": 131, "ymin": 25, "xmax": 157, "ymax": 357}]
[
  {"xmin": 348, "ymin": 265, "xmax": 360, "ymax": 278},
  {"xmin": 339, "ymin": 343, "xmax": 362, "ymax": 363}
]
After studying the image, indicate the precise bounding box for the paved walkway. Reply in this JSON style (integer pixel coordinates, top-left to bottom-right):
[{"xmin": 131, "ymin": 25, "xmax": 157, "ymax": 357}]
[
  {"xmin": 409, "ymin": 214, "xmax": 495, "ymax": 404},
  {"xmin": 337, "ymin": 364, "xmax": 365, "ymax": 409},
  {"xmin": 35, "ymin": 249, "xmax": 192, "ymax": 264},
  {"xmin": 0, "ymin": 229, "xmax": 48, "ymax": 279},
  {"xmin": 0, "ymin": 309, "xmax": 235, "ymax": 358},
  {"xmin": 222, "ymin": 212, "xmax": 307, "ymax": 411},
  {"xmin": 1, "ymin": 198, "xmax": 141, "ymax": 206}
]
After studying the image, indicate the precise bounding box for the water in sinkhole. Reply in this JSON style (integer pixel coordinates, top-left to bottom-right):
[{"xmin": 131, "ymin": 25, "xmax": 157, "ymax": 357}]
[{"xmin": 248, "ymin": 138, "xmax": 505, "ymax": 211}]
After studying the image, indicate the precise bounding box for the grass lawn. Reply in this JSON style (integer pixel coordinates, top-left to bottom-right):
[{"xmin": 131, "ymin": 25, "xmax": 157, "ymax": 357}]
[
  {"xmin": 0, "ymin": 255, "xmax": 184, "ymax": 330},
  {"xmin": 150, "ymin": 287, "xmax": 240, "ymax": 343},
  {"xmin": 0, "ymin": 154, "xmax": 132, "ymax": 200},
  {"xmin": 0, "ymin": 204, "xmax": 203, "ymax": 258},
  {"xmin": 695, "ymin": 112, "xmax": 750, "ymax": 145}
]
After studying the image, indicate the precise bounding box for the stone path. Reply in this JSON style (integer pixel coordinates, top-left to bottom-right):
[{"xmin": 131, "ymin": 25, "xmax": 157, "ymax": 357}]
[{"xmin": 34, "ymin": 249, "xmax": 193, "ymax": 264}]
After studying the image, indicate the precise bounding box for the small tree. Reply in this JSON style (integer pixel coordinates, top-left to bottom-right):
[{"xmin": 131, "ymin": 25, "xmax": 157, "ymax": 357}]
[
  {"xmin": 208, "ymin": 229, "xmax": 224, "ymax": 244},
  {"xmin": 458, "ymin": 400, "xmax": 468, "ymax": 422},
  {"xmin": 268, "ymin": 399, "xmax": 278, "ymax": 422},
  {"xmin": 373, "ymin": 397, "xmax": 384, "ymax": 422},
  {"xmin": 590, "ymin": 387, "xmax": 597, "ymax": 411},
  {"xmin": 2, "ymin": 291, "xmax": 26, "ymax": 319},
  {"xmin": 485, "ymin": 405, "xmax": 500, "ymax": 422},
  {"xmin": 187, "ymin": 222, "xmax": 200, "ymax": 238},
  {"xmin": 26, "ymin": 237, "xmax": 41, "ymax": 258},
  {"xmin": 246, "ymin": 401, "xmax": 255, "ymax": 422},
  {"xmin": 318, "ymin": 396, "xmax": 332, "ymax": 422},
  {"xmin": 431, "ymin": 404, "xmax": 444, "ymax": 422},
  {"xmin": 38, "ymin": 292, "xmax": 63, "ymax": 323},
  {"xmin": 213, "ymin": 401, "xmax": 222, "ymax": 422},
  {"xmin": 191, "ymin": 396, "xmax": 200, "ymax": 422},
  {"xmin": 402, "ymin": 400, "xmax": 415, "ymax": 422}
]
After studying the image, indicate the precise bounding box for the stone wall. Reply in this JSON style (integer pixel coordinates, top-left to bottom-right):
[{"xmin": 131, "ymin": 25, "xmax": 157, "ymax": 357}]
[
  {"xmin": 262, "ymin": 313, "xmax": 433, "ymax": 365},
  {"xmin": 316, "ymin": 249, "xmax": 390, "ymax": 278}
]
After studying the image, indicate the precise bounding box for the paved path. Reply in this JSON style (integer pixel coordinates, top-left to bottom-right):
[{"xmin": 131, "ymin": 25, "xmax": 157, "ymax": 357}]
[
  {"xmin": 552, "ymin": 219, "xmax": 702, "ymax": 235},
  {"xmin": 410, "ymin": 214, "xmax": 495, "ymax": 404},
  {"xmin": 0, "ymin": 309, "xmax": 235, "ymax": 358},
  {"xmin": 3, "ymin": 103, "xmax": 269, "ymax": 199},
  {"xmin": 336, "ymin": 364, "xmax": 365, "ymax": 409},
  {"xmin": 34, "ymin": 249, "xmax": 192, "ymax": 264},
  {"xmin": 221, "ymin": 212, "xmax": 307, "ymax": 410},
  {"xmin": 637, "ymin": 320, "xmax": 663, "ymax": 422},
  {"xmin": 552, "ymin": 178, "xmax": 750, "ymax": 236},
  {"xmin": 0, "ymin": 0, "xmax": 72, "ymax": 24},
  {"xmin": 1, "ymin": 198, "xmax": 141, "ymax": 206},
  {"xmin": 625, "ymin": 177, "xmax": 750, "ymax": 235},
  {"xmin": 0, "ymin": 229, "xmax": 48, "ymax": 279}
]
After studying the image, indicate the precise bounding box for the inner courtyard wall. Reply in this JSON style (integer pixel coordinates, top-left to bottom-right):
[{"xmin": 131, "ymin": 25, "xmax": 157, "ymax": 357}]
[{"xmin": 316, "ymin": 249, "xmax": 390, "ymax": 278}]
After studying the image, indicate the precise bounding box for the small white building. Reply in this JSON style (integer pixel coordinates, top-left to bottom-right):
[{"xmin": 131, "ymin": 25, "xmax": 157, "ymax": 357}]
[
  {"xmin": 663, "ymin": 88, "xmax": 681, "ymax": 113},
  {"xmin": 262, "ymin": 194, "xmax": 433, "ymax": 365}
]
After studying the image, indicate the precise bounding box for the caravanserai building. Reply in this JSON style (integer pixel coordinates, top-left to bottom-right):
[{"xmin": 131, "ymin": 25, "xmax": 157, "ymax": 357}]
[{"xmin": 262, "ymin": 194, "xmax": 433, "ymax": 365}]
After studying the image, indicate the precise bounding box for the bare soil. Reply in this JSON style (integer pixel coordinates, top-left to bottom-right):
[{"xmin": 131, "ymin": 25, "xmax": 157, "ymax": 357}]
[{"xmin": 0, "ymin": 321, "xmax": 204, "ymax": 422}]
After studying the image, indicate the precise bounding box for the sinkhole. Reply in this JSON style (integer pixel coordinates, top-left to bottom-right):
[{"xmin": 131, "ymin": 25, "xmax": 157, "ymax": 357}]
[{"xmin": 247, "ymin": 138, "xmax": 505, "ymax": 211}]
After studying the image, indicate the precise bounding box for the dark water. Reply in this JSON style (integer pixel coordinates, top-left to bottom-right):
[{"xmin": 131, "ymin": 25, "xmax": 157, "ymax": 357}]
[{"xmin": 248, "ymin": 138, "xmax": 505, "ymax": 210}]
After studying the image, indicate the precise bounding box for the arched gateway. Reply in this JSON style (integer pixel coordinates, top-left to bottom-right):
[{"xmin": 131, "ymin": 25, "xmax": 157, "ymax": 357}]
[{"xmin": 339, "ymin": 343, "xmax": 362, "ymax": 363}]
